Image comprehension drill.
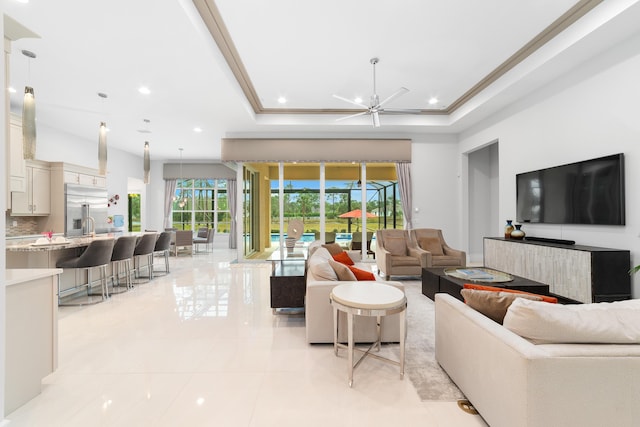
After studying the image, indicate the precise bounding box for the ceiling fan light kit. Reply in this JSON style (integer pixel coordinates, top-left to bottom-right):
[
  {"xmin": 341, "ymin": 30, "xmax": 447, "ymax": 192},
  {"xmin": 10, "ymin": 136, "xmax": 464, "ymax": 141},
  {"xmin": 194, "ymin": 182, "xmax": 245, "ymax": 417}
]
[{"xmin": 333, "ymin": 57, "xmax": 422, "ymax": 127}]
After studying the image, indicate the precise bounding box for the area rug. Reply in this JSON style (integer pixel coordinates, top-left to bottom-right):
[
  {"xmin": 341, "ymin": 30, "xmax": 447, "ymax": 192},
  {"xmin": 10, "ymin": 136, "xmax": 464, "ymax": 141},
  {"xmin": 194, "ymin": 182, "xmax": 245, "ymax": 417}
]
[{"xmin": 402, "ymin": 280, "xmax": 465, "ymax": 401}]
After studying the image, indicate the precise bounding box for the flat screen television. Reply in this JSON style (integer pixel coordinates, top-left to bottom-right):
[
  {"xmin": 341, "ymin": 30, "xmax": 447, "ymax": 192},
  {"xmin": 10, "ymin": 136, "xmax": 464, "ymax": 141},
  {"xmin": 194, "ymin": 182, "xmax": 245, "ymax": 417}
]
[{"xmin": 516, "ymin": 153, "xmax": 625, "ymax": 225}]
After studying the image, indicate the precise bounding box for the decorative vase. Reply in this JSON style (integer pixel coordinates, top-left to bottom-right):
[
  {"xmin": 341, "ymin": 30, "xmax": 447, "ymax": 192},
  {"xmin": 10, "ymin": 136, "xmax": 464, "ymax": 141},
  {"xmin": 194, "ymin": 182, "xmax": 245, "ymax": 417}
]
[
  {"xmin": 504, "ymin": 220, "xmax": 514, "ymax": 239},
  {"xmin": 510, "ymin": 224, "xmax": 525, "ymax": 240}
]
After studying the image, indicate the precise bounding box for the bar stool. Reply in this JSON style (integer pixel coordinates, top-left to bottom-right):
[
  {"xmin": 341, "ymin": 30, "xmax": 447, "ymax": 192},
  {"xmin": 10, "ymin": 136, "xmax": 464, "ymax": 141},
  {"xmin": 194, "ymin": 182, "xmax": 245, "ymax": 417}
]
[
  {"xmin": 133, "ymin": 233, "xmax": 157, "ymax": 282},
  {"xmin": 109, "ymin": 235, "xmax": 138, "ymax": 292},
  {"xmin": 56, "ymin": 238, "xmax": 116, "ymax": 305},
  {"xmin": 152, "ymin": 231, "xmax": 172, "ymax": 275}
]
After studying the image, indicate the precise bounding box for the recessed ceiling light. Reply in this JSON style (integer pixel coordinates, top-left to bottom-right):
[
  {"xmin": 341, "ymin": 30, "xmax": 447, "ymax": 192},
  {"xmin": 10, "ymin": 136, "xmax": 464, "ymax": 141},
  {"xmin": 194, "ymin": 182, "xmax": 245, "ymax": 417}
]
[
  {"xmin": 354, "ymin": 97, "xmax": 363, "ymax": 104},
  {"xmin": 428, "ymin": 97, "xmax": 439, "ymax": 105},
  {"xmin": 7, "ymin": 87, "xmax": 16, "ymax": 93},
  {"xmin": 193, "ymin": 127, "xmax": 202, "ymax": 133},
  {"xmin": 138, "ymin": 86, "xmax": 151, "ymax": 95},
  {"xmin": 277, "ymin": 96, "xmax": 287, "ymax": 104}
]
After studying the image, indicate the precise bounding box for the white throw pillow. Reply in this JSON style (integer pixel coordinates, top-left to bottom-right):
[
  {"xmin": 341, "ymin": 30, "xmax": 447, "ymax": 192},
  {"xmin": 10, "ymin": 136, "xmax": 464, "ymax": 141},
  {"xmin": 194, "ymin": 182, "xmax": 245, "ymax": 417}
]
[
  {"xmin": 310, "ymin": 247, "xmax": 332, "ymax": 262},
  {"xmin": 503, "ymin": 298, "xmax": 640, "ymax": 344},
  {"xmin": 308, "ymin": 260, "xmax": 337, "ymax": 281},
  {"xmin": 308, "ymin": 247, "xmax": 337, "ymax": 281},
  {"xmin": 308, "ymin": 240, "xmax": 323, "ymax": 257}
]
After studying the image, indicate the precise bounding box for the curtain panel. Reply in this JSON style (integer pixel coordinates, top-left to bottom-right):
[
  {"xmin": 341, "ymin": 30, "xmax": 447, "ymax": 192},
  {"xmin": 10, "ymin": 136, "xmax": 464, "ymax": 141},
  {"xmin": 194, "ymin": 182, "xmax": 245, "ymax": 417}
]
[
  {"xmin": 163, "ymin": 179, "xmax": 177, "ymax": 229},
  {"xmin": 396, "ymin": 162, "xmax": 413, "ymax": 229},
  {"xmin": 228, "ymin": 179, "xmax": 237, "ymax": 249}
]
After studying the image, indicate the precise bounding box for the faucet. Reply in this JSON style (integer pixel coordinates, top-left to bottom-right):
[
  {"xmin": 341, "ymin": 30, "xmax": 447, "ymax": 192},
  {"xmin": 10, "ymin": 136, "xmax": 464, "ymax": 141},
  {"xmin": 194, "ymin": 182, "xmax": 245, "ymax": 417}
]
[{"xmin": 82, "ymin": 216, "xmax": 95, "ymax": 236}]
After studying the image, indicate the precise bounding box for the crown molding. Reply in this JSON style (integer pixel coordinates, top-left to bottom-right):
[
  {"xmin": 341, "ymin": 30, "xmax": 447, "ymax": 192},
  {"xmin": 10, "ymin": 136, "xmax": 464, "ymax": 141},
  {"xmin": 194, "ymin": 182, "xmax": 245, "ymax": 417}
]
[{"xmin": 193, "ymin": 0, "xmax": 602, "ymax": 117}]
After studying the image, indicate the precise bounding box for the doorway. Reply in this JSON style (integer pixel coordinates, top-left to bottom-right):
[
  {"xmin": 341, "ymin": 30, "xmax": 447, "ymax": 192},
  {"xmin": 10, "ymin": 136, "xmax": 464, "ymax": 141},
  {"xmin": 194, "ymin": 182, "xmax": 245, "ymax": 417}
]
[
  {"xmin": 467, "ymin": 142, "xmax": 499, "ymax": 263},
  {"xmin": 243, "ymin": 165, "xmax": 260, "ymax": 257},
  {"xmin": 128, "ymin": 193, "xmax": 141, "ymax": 232}
]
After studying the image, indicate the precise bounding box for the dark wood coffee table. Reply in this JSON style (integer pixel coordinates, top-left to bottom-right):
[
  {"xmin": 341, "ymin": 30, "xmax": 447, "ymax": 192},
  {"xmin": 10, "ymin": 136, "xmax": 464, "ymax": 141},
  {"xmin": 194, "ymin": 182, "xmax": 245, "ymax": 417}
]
[
  {"xmin": 270, "ymin": 260, "xmax": 306, "ymax": 313},
  {"xmin": 422, "ymin": 267, "xmax": 550, "ymax": 302}
]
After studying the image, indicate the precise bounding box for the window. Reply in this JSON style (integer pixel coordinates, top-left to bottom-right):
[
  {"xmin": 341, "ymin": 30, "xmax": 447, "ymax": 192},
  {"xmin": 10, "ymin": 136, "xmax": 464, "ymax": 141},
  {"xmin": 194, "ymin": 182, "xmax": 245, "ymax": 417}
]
[{"xmin": 172, "ymin": 179, "xmax": 230, "ymax": 233}]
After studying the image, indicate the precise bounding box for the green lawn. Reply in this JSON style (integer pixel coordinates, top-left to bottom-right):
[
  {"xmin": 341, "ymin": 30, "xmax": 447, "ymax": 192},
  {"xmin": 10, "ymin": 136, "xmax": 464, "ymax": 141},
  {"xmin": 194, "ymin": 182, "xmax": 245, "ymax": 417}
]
[{"xmin": 271, "ymin": 218, "xmax": 403, "ymax": 233}]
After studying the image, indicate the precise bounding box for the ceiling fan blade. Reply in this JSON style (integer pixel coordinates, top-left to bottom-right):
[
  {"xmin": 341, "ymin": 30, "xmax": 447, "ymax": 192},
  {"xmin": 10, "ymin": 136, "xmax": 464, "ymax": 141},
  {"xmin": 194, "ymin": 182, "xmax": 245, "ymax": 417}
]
[
  {"xmin": 377, "ymin": 87, "xmax": 409, "ymax": 108},
  {"xmin": 372, "ymin": 111, "xmax": 381, "ymax": 127},
  {"xmin": 335, "ymin": 111, "xmax": 368, "ymax": 122},
  {"xmin": 332, "ymin": 94, "xmax": 369, "ymax": 109},
  {"xmin": 379, "ymin": 108, "xmax": 423, "ymax": 115}
]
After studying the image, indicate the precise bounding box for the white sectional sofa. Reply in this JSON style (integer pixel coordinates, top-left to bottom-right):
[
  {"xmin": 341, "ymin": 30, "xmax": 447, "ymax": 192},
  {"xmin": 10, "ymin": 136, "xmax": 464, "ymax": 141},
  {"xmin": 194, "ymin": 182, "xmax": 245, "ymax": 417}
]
[
  {"xmin": 305, "ymin": 243, "xmax": 404, "ymax": 344},
  {"xmin": 434, "ymin": 293, "xmax": 640, "ymax": 427}
]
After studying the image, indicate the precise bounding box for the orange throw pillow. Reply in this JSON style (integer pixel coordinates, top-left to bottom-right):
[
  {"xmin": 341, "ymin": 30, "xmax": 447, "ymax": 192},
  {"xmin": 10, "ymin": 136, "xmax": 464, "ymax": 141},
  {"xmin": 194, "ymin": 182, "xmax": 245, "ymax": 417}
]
[
  {"xmin": 348, "ymin": 266, "xmax": 376, "ymax": 281},
  {"xmin": 332, "ymin": 251, "xmax": 354, "ymax": 265},
  {"xmin": 463, "ymin": 283, "xmax": 558, "ymax": 304}
]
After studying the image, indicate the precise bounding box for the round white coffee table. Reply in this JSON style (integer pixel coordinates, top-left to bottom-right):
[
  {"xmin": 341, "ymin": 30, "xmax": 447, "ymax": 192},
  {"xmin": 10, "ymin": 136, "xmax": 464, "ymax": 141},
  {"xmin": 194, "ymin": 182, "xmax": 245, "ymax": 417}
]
[{"xmin": 330, "ymin": 282, "xmax": 407, "ymax": 387}]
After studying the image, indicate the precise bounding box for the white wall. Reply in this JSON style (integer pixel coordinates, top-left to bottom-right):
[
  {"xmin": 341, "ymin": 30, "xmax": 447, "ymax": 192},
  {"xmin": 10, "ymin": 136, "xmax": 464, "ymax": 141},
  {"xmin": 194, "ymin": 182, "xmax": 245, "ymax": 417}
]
[
  {"xmin": 1, "ymin": 6, "xmax": 8, "ymax": 420},
  {"xmin": 33, "ymin": 123, "xmax": 151, "ymax": 232},
  {"xmin": 145, "ymin": 159, "xmax": 166, "ymax": 231},
  {"xmin": 35, "ymin": 123, "xmax": 100, "ymax": 169},
  {"xmin": 410, "ymin": 134, "xmax": 462, "ymax": 248},
  {"xmin": 459, "ymin": 31, "xmax": 640, "ymax": 297}
]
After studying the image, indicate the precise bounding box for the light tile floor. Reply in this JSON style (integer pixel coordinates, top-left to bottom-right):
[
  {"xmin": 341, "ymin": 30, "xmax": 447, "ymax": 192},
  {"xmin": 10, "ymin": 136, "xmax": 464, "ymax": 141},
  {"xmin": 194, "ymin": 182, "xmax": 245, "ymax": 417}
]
[{"xmin": 6, "ymin": 238, "xmax": 488, "ymax": 427}]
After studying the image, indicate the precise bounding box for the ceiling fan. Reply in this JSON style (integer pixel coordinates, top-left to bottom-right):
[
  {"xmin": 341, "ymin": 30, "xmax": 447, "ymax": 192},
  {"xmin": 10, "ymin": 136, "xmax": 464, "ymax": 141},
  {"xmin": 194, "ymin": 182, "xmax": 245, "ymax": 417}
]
[{"xmin": 333, "ymin": 57, "xmax": 422, "ymax": 127}]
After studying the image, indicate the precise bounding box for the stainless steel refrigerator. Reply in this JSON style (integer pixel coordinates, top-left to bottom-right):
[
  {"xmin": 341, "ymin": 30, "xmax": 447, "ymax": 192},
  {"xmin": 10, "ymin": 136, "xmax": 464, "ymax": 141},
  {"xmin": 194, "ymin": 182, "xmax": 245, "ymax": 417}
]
[{"xmin": 64, "ymin": 184, "xmax": 109, "ymax": 237}]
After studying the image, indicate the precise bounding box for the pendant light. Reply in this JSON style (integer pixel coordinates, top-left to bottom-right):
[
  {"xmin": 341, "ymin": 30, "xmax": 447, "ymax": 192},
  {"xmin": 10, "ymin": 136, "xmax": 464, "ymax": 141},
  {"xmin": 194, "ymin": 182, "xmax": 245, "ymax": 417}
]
[
  {"xmin": 97, "ymin": 92, "xmax": 108, "ymax": 175},
  {"xmin": 143, "ymin": 141, "xmax": 150, "ymax": 184},
  {"xmin": 21, "ymin": 49, "xmax": 37, "ymax": 160},
  {"xmin": 173, "ymin": 148, "xmax": 188, "ymax": 208}
]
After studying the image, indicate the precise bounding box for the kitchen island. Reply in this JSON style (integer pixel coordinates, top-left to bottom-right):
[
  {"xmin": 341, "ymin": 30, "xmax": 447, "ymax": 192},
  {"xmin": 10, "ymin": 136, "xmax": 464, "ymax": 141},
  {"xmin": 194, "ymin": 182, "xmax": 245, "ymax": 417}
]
[
  {"xmin": 6, "ymin": 232, "xmax": 153, "ymax": 303},
  {"xmin": 5, "ymin": 269, "xmax": 61, "ymax": 415}
]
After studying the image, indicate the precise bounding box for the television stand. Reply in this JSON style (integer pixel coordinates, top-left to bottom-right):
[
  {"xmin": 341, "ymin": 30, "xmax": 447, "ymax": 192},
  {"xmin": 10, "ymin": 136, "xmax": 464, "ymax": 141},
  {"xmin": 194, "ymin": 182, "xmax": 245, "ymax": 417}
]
[{"xmin": 484, "ymin": 237, "xmax": 630, "ymax": 303}]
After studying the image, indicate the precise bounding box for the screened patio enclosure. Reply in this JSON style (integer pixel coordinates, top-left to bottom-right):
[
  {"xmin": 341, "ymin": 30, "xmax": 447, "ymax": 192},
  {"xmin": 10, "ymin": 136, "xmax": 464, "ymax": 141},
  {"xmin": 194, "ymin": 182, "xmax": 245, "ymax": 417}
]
[{"xmin": 241, "ymin": 162, "xmax": 404, "ymax": 260}]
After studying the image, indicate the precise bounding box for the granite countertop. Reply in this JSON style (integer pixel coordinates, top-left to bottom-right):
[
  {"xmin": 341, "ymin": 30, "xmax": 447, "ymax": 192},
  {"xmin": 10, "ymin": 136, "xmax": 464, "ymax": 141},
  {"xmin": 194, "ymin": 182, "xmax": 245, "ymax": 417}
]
[
  {"xmin": 5, "ymin": 268, "xmax": 64, "ymax": 286},
  {"xmin": 5, "ymin": 232, "xmax": 144, "ymax": 252}
]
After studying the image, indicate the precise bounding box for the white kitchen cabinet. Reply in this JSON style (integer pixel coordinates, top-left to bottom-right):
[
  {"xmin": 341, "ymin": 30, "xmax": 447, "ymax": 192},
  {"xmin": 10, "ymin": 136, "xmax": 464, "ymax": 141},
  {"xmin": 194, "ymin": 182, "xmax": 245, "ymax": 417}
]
[
  {"xmin": 64, "ymin": 170, "xmax": 106, "ymax": 188},
  {"xmin": 79, "ymin": 172, "xmax": 106, "ymax": 187},
  {"xmin": 8, "ymin": 114, "xmax": 26, "ymax": 192},
  {"xmin": 11, "ymin": 162, "xmax": 51, "ymax": 216}
]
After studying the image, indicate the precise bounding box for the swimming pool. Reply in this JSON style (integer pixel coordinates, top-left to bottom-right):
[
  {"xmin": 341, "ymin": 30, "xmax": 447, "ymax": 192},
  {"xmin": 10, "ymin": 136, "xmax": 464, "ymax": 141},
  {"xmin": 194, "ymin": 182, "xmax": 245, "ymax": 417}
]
[{"xmin": 270, "ymin": 233, "xmax": 354, "ymax": 243}]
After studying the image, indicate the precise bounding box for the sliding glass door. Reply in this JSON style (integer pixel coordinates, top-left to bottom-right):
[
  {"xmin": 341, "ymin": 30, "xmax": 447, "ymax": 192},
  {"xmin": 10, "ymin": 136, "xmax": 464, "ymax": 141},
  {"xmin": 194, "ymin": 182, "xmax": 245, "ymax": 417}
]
[{"xmin": 241, "ymin": 162, "xmax": 403, "ymax": 260}]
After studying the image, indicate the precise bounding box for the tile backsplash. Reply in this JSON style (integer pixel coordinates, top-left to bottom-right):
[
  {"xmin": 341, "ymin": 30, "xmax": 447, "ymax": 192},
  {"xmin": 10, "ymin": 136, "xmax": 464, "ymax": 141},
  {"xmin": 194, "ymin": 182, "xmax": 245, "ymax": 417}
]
[{"xmin": 5, "ymin": 212, "xmax": 41, "ymax": 237}]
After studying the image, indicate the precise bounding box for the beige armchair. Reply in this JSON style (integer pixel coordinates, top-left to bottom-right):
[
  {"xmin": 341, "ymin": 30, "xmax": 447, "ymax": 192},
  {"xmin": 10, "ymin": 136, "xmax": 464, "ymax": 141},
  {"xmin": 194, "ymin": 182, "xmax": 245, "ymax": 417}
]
[
  {"xmin": 173, "ymin": 230, "xmax": 193, "ymax": 256},
  {"xmin": 409, "ymin": 228, "xmax": 466, "ymax": 268},
  {"xmin": 313, "ymin": 231, "xmax": 336, "ymax": 243},
  {"xmin": 375, "ymin": 229, "xmax": 426, "ymax": 280},
  {"xmin": 350, "ymin": 231, "xmax": 374, "ymax": 255}
]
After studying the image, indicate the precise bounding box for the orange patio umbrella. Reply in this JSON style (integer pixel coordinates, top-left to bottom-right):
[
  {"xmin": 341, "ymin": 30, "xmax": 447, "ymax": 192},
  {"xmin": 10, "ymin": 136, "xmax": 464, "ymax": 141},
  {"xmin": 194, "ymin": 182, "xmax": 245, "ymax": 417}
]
[
  {"xmin": 339, "ymin": 209, "xmax": 376, "ymax": 232},
  {"xmin": 339, "ymin": 209, "xmax": 377, "ymax": 219}
]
